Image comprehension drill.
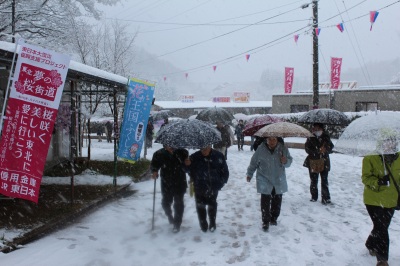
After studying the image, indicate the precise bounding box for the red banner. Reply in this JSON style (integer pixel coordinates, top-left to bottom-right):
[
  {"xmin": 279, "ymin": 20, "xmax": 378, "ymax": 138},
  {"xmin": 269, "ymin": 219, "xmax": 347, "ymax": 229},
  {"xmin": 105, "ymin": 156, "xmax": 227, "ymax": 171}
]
[
  {"xmin": 284, "ymin": 67, "xmax": 294, "ymax": 94},
  {"xmin": 0, "ymin": 40, "xmax": 70, "ymax": 203},
  {"xmin": 330, "ymin": 57, "xmax": 342, "ymax": 89}
]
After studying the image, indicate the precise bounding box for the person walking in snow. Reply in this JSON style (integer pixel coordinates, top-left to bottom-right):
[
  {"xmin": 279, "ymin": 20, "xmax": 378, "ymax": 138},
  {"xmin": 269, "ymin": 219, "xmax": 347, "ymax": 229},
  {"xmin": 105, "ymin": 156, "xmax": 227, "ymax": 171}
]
[
  {"xmin": 185, "ymin": 145, "xmax": 229, "ymax": 232},
  {"xmin": 234, "ymin": 119, "xmax": 245, "ymax": 151},
  {"xmin": 150, "ymin": 145, "xmax": 189, "ymax": 233},
  {"xmin": 145, "ymin": 120, "xmax": 154, "ymax": 148},
  {"xmin": 105, "ymin": 121, "xmax": 113, "ymax": 143},
  {"xmin": 303, "ymin": 123, "xmax": 334, "ymax": 205},
  {"xmin": 246, "ymin": 137, "xmax": 292, "ymax": 231},
  {"xmin": 213, "ymin": 121, "xmax": 231, "ymax": 160},
  {"xmin": 362, "ymin": 134, "xmax": 400, "ymax": 266}
]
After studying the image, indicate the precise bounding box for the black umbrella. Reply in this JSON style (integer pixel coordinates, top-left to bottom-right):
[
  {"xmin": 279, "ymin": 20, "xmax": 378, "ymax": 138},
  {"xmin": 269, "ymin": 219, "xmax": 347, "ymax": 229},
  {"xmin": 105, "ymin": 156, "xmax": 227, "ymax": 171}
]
[
  {"xmin": 150, "ymin": 110, "xmax": 175, "ymax": 121},
  {"xmin": 195, "ymin": 107, "xmax": 234, "ymax": 125},
  {"xmin": 155, "ymin": 119, "xmax": 221, "ymax": 149},
  {"xmin": 298, "ymin": 108, "xmax": 350, "ymax": 125}
]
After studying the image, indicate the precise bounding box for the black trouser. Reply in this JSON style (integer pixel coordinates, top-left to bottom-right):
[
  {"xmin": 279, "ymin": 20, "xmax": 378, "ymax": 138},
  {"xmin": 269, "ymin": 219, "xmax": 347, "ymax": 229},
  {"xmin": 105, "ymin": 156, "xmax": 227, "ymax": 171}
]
[
  {"xmin": 261, "ymin": 188, "xmax": 282, "ymax": 224},
  {"xmin": 309, "ymin": 168, "xmax": 330, "ymax": 201},
  {"xmin": 365, "ymin": 204, "xmax": 395, "ymax": 261},
  {"xmin": 237, "ymin": 135, "xmax": 244, "ymax": 150},
  {"xmin": 195, "ymin": 190, "xmax": 218, "ymax": 229},
  {"xmin": 161, "ymin": 192, "xmax": 185, "ymax": 227}
]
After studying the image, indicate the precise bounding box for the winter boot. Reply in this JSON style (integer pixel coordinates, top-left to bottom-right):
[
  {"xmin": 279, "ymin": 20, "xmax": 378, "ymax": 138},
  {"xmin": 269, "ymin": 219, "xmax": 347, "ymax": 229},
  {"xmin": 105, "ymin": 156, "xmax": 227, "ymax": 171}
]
[
  {"xmin": 376, "ymin": 261, "xmax": 389, "ymax": 266},
  {"xmin": 262, "ymin": 223, "xmax": 269, "ymax": 232}
]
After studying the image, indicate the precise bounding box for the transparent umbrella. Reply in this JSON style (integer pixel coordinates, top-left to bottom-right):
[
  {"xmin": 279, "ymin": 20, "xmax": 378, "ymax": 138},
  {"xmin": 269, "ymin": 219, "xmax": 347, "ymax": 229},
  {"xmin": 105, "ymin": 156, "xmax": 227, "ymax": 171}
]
[
  {"xmin": 242, "ymin": 115, "xmax": 283, "ymax": 136},
  {"xmin": 334, "ymin": 112, "xmax": 400, "ymax": 156}
]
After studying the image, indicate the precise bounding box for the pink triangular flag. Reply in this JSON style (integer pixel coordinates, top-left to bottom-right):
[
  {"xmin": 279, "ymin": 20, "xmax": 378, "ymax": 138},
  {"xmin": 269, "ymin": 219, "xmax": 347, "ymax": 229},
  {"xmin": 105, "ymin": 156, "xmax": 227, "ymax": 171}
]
[{"xmin": 294, "ymin": 34, "xmax": 299, "ymax": 44}]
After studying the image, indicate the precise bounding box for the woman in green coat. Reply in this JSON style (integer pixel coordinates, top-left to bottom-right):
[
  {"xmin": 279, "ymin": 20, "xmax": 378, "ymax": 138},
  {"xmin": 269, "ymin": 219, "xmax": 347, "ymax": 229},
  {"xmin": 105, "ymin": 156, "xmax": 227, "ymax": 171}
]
[{"xmin": 362, "ymin": 137, "xmax": 400, "ymax": 266}]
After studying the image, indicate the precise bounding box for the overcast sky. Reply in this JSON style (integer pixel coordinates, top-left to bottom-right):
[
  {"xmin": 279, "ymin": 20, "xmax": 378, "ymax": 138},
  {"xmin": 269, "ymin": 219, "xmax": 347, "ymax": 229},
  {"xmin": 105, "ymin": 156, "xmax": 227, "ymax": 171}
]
[{"xmin": 100, "ymin": 0, "xmax": 400, "ymax": 83}]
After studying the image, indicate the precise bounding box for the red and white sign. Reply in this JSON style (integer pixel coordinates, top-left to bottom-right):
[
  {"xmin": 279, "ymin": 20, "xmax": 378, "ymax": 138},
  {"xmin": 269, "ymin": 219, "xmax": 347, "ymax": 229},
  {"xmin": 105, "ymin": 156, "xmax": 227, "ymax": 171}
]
[
  {"xmin": 233, "ymin": 92, "xmax": 250, "ymax": 103},
  {"xmin": 0, "ymin": 40, "xmax": 70, "ymax": 203},
  {"xmin": 284, "ymin": 67, "xmax": 294, "ymax": 94},
  {"xmin": 212, "ymin": 96, "xmax": 230, "ymax": 103},
  {"xmin": 330, "ymin": 57, "xmax": 342, "ymax": 89}
]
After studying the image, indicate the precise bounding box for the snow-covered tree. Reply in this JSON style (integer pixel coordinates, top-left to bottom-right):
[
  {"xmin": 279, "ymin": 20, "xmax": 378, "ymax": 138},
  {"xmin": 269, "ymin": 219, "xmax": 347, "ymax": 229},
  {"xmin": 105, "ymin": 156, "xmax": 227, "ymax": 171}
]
[
  {"xmin": 390, "ymin": 72, "xmax": 400, "ymax": 84},
  {"xmin": 0, "ymin": 0, "xmax": 120, "ymax": 47}
]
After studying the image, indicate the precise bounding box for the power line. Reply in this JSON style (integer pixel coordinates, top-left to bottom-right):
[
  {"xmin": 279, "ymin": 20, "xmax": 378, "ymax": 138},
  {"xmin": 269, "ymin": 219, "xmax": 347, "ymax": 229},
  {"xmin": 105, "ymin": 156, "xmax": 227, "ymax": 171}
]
[
  {"xmin": 135, "ymin": 5, "xmax": 303, "ymax": 64},
  {"xmin": 153, "ymin": 25, "xmax": 310, "ymax": 77}
]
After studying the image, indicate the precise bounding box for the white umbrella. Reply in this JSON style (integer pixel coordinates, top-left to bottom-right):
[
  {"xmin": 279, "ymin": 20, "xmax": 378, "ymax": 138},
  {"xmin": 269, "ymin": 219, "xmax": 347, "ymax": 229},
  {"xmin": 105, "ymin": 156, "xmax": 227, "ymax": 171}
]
[{"xmin": 334, "ymin": 112, "xmax": 400, "ymax": 156}]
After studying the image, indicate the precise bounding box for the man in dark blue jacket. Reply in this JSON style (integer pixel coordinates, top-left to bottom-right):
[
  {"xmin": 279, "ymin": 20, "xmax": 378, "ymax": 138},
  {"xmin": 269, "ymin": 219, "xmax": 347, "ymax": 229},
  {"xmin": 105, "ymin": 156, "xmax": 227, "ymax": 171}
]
[{"xmin": 185, "ymin": 146, "xmax": 229, "ymax": 232}]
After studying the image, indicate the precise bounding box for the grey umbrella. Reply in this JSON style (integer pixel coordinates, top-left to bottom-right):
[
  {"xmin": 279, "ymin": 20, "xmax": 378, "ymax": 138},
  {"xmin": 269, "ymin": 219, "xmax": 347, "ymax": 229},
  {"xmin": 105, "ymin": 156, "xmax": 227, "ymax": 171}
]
[
  {"xmin": 195, "ymin": 107, "xmax": 235, "ymax": 125},
  {"xmin": 334, "ymin": 112, "xmax": 400, "ymax": 156},
  {"xmin": 155, "ymin": 119, "xmax": 222, "ymax": 149},
  {"xmin": 298, "ymin": 108, "xmax": 350, "ymax": 125}
]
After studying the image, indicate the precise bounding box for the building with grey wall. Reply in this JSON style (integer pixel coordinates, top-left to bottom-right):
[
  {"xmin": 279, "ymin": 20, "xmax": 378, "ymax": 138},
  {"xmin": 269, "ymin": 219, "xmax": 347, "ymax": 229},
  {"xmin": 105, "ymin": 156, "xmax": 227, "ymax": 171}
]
[{"xmin": 272, "ymin": 85, "xmax": 400, "ymax": 113}]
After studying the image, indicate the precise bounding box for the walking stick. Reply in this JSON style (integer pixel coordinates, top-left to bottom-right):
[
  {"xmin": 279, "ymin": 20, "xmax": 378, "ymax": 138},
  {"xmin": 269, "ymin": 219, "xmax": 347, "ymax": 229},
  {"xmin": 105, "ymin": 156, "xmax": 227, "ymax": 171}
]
[{"xmin": 151, "ymin": 178, "xmax": 156, "ymax": 231}]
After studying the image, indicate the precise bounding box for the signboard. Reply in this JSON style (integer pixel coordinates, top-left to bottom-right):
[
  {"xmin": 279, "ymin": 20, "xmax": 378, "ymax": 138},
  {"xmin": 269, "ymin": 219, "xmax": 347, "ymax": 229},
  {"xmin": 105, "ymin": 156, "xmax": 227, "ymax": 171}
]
[
  {"xmin": 180, "ymin": 94, "xmax": 194, "ymax": 103},
  {"xmin": 233, "ymin": 92, "xmax": 250, "ymax": 103},
  {"xmin": 117, "ymin": 78, "xmax": 155, "ymax": 163},
  {"xmin": 284, "ymin": 67, "xmax": 294, "ymax": 94},
  {"xmin": 212, "ymin": 96, "xmax": 230, "ymax": 103},
  {"xmin": 330, "ymin": 57, "xmax": 343, "ymax": 89},
  {"xmin": 0, "ymin": 40, "xmax": 70, "ymax": 203}
]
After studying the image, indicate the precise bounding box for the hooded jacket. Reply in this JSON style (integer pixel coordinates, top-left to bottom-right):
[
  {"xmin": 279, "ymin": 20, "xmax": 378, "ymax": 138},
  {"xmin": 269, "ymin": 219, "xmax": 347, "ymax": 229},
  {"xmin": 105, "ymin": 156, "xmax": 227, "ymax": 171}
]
[
  {"xmin": 362, "ymin": 153, "xmax": 400, "ymax": 208},
  {"xmin": 188, "ymin": 149, "xmax": 229, "ymax": 193},
  {"xmin": 246, "ymin": 142, "xmax": 293, "ymax": 194}
]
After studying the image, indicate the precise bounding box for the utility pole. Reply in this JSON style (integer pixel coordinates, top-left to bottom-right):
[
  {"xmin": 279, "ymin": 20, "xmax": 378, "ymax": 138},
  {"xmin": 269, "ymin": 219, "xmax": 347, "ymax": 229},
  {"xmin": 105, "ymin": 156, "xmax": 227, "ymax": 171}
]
[
  {"xmin": 11, "ymin": 0, "xmax": 16, "ymax": 43},
  {"xmin": 312, "ymin": 0, "xmax": 319, "ymax": 109}
]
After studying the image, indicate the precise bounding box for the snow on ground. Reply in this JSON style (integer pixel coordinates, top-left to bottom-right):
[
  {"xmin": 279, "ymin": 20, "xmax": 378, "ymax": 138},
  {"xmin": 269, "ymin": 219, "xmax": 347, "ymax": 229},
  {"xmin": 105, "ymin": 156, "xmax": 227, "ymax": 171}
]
[{"xmin": 1, "ymin": 140, "xmax": 400, "ymax": 265}]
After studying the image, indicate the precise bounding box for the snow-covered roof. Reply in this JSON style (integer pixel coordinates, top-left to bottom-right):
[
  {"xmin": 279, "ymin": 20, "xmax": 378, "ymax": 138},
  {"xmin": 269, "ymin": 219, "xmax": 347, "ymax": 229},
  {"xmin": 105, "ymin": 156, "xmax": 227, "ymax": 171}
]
[
  {"xmin": 154, "ymin": 100, "xmax": 272, "ymax": 109},
  {"xmin": 0, "ymin": 41, "xmax": 128, "ymax": 86}
]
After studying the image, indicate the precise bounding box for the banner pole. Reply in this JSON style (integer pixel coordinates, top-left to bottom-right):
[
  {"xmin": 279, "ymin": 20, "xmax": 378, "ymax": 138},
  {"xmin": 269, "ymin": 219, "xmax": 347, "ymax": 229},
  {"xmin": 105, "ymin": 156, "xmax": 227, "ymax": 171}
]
[{"xmin": 0, "ymin": 38, "xmax": 22, "ymax": 134}]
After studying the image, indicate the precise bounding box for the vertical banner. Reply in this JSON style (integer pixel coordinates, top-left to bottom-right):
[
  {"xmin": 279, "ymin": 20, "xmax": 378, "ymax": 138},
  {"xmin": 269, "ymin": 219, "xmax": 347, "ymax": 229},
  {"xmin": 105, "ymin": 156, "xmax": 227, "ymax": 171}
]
[
  {"xmin": 117, "ymin": 78, "xmax": 155, "ymax": 163},
  {"xmin": 0, "ymin": 40, "xmax": 70, "ymax": 203},
  {"xmin": 284, "ymin": 67, "xmax": 294, "ymax": 94},
  {"xmin": 330, "ymin": 57, "xmax": 342, "ymax": 89}
]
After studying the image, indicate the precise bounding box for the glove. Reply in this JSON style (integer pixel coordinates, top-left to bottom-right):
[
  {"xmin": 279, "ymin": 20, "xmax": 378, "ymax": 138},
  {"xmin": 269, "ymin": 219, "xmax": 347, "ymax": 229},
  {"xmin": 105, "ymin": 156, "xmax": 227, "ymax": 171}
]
[{"xmin": 378, "ymin": 175, "xmax": 390, "ymax": 186}]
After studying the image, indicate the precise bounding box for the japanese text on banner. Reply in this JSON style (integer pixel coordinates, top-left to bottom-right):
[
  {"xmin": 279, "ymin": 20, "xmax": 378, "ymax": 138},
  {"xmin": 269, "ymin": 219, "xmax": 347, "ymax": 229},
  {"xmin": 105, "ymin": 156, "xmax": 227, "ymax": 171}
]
[
  {"xmin": 284, "ymin": 67, "xmax": 294, "ymax": 94},
  {"xmin": 0, "ymin": 41, "xmax": 70, "ymax": 203},
  {"xmin": 117, "ymin": 78, "xmax": 155, "ymax": 163},
  {"xmin": 330, "ymin": 57, "xmax": 343, "ymax": 89}
]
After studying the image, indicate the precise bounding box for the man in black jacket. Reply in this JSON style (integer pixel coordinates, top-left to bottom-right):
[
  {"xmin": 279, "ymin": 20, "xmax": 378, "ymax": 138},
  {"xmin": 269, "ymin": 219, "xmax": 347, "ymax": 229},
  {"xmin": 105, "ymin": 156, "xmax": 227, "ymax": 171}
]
[
  {"xmin": 185, "ymin": 146, "xmax": 229, "ymax": 232},
  {"xmin": 151, "ymin": 146, "xmax": 189, "ymax": 233}
]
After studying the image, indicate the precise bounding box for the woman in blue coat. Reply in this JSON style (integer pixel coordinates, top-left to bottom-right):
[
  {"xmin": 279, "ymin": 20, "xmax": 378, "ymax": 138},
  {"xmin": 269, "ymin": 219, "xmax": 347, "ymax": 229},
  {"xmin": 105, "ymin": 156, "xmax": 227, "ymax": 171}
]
[{"xmin": 246, "ymin": 137, "xmax": 293, "ymax": 231}]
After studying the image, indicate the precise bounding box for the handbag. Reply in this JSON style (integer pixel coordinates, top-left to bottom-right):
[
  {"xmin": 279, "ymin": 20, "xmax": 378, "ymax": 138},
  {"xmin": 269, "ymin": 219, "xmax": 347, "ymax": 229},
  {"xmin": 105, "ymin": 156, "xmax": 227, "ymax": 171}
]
[
  {"xmin": 385, "ymin": 162, "xmax": 400, "ymax": 211},
  {"xmin": 309, "ymin": 158, "xmax": 325, "ymax": 173}
]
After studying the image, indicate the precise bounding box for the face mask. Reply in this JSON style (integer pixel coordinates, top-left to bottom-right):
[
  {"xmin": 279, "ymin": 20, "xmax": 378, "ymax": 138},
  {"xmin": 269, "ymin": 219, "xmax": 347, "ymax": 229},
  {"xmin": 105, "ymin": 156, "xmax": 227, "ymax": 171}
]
[{"xmin": 314, "ymin": 131, "xmax": 323, "ymax": 137}]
